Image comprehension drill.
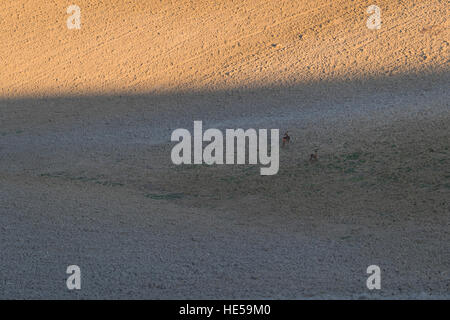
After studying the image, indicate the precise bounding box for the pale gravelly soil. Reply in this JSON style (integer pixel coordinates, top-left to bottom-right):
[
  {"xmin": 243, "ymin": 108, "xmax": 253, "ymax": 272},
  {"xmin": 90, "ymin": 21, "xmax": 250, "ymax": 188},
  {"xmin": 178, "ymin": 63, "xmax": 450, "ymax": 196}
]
[
  {"xmin": 1, "ymin": 74, "xmax": 449, "ymax": 299},
  {"xmin": 0, "ymin": 0, "xmax": 449, "ymax": 299},
  {"xmin": 1, "ymin": 0, "xmax": 448, "ymax": 96}
]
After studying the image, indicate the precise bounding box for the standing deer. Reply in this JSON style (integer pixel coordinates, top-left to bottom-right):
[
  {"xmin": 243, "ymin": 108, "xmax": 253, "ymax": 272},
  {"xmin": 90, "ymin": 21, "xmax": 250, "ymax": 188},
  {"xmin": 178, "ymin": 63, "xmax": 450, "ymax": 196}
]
[
  {"xmin": 309, "ymin": 149, "xmax": 318, "ymax": 162},
  {"xmin": 282, "ymin": 131, "xmax": 291, "ymax": 147}
]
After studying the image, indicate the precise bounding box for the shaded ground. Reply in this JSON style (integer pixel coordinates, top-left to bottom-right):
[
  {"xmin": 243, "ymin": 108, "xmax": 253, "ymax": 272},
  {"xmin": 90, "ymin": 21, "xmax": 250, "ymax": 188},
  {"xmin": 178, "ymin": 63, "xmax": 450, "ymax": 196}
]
[{"xmin": 1, "ymin": 73, "xmax": 449, "ymax": 299}]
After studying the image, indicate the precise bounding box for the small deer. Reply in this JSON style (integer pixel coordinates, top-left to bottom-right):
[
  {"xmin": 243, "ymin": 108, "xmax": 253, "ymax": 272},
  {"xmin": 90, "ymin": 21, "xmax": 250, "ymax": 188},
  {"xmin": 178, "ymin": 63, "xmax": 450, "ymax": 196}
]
[
  {"xmin": 282, "ymin": 131, "xmax": 291, "ymax": 147},
  {"xmin": 309, "ymin": 149, "xmax": 318, "ymax": 162}
]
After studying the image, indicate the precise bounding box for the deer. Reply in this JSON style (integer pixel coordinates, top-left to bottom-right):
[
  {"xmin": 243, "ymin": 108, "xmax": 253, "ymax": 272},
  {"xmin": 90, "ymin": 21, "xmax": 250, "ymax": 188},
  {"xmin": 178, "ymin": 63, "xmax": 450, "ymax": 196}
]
[
  {"xmin": 309, "ymin": 149, "xmax": 318, "ymax": 162},
  {"xmin": 282, "ymin": 131, "xmax": 291, "ymax": 147}
]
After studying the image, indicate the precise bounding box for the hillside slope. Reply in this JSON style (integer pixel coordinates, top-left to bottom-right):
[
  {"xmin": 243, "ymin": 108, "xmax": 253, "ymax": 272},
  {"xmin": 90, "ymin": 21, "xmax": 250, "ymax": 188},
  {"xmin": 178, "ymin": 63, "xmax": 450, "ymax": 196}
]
[{"xmin": 1, "ymin": 0, "xmax": 448, "ymax": 97}]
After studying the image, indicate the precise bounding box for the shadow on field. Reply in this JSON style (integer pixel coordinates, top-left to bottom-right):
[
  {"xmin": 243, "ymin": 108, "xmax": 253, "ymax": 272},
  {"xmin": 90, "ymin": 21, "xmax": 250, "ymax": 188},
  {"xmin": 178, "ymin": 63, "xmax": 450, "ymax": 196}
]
[{"xmin": 1, "ymin": 69, "xmax": 448, "ymax": 134}]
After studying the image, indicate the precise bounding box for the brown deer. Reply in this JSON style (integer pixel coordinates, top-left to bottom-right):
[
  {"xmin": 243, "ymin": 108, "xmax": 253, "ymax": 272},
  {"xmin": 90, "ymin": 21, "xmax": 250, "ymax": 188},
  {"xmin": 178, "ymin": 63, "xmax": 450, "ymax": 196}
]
[
  {"xmin": 309, "ymin": 149, "xmax": 318, "ymax": 162},
  {"xmin": 282, "ymin": 131, "xmax": 291, "ymax": 147}
]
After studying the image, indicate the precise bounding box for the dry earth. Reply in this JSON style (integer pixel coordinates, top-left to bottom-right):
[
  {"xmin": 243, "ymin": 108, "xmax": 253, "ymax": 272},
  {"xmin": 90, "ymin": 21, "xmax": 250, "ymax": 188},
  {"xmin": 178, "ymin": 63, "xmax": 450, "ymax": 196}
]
[{"xmin": 0, "ymin": 0, "xmax": 449, "ymax": 299}]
